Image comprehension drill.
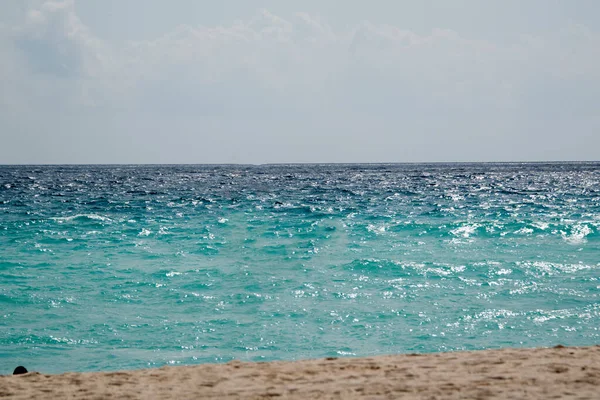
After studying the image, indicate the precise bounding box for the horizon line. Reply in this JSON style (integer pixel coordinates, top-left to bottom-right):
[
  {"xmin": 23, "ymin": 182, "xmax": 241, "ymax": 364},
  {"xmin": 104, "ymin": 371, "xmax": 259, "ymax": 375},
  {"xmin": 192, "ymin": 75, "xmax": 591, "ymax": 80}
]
[{"xmin": 0, "ymin": 160, "xmax": 599, "ymax": 167}]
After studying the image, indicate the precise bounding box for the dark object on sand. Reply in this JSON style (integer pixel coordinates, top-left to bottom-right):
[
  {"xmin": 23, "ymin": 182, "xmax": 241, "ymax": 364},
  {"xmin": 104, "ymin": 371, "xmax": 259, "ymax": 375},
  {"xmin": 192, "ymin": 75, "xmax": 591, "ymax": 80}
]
[{"xmin": 13, "ymin": 366, "xmax": 28, "ymax": 375}]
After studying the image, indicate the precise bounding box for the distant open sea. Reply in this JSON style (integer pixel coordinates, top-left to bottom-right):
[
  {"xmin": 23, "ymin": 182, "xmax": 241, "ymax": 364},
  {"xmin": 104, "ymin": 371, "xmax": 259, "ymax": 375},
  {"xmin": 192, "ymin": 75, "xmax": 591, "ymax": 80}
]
[{"xmin": 1, "ymin": 163, "xmax": 599, "ymax": 373}]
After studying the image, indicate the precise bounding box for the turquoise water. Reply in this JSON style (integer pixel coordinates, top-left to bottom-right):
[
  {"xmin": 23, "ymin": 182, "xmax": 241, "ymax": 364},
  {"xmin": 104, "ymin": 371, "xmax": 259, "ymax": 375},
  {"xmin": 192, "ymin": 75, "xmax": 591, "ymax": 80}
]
[{"xmin": 1, "ymin": 163, "xmax": 599, "ymax": 374}]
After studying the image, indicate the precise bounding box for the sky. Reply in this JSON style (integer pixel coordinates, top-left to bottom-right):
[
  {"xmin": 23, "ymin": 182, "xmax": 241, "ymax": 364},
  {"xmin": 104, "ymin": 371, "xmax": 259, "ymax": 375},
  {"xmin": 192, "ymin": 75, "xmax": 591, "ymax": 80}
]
[{"xmin": 0, "ymin": 0, "xmax": 599, "ymax": 164}]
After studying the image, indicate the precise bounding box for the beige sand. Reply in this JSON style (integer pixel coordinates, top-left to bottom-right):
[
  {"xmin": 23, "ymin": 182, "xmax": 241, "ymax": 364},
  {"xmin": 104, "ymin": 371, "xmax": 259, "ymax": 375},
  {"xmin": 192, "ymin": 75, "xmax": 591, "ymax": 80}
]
[{"xmin": 1, "ymin": 346, "xmax": 599, "ymax": 399}]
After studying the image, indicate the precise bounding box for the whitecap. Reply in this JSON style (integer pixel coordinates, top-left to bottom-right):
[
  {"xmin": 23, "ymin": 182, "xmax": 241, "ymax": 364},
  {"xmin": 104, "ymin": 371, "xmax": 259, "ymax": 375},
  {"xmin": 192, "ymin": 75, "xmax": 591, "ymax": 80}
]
[
  {"xmin": 367, "ymin": 224, "xmax": 386, "ymax": 234},
  {"xmin": 451, "ymin": 224, "xmax": 479, "ymax": 238},
  {"xmin": 51, "ymin": 214, "xmax": 112, "ymax": 223},
  {"xmin": 532, "ymin": 221, "xmax": 549, "ymax": 230},
  {"xmin": 514, "ymin": 227, "xmax": 533, "ymax": 235},
  {"xmin": 561, "ymin": 224, "xmax": 592, "ymax": 244}
]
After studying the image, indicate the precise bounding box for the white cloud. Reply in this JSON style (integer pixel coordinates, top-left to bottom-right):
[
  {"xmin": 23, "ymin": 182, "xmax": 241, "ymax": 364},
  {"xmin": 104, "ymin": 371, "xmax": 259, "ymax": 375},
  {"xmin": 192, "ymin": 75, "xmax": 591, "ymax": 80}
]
[
  {"xmin": 13, "ymin": 0, "xmax": 109, "ymax": 77},
  {"xmin": 6, "ymin": 1, "xmax": 599, "ymax": 112}
]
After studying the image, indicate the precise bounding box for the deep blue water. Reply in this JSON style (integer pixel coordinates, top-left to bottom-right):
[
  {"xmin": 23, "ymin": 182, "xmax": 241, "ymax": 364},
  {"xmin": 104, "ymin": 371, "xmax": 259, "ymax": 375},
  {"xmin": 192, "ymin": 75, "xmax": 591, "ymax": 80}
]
[{"xmin": 1, "ymin": 163, "xmax": 599, "ymax": 373}]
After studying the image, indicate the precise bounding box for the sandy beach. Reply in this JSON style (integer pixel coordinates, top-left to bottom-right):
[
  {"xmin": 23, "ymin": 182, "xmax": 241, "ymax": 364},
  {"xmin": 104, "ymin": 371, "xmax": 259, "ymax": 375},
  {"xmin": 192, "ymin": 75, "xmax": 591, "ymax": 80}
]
[{"xmin": 2, "ymin": 345, "xmax": 599, "ymax": 399}]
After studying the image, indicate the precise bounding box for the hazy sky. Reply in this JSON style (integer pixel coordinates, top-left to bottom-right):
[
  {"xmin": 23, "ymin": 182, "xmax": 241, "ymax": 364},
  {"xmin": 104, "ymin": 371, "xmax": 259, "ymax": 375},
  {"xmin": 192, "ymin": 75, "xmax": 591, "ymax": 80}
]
[{"xmin": 1, "ymin": 0, "xmax": 599, "ymax": 163}]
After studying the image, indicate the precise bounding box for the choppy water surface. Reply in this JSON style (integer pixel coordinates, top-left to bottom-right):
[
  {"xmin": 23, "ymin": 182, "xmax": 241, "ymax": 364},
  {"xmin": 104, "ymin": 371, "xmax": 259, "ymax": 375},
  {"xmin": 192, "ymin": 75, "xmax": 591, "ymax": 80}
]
[{"xmin": 1, "ymin": 163, "xmax": 599, "ymax": 373}]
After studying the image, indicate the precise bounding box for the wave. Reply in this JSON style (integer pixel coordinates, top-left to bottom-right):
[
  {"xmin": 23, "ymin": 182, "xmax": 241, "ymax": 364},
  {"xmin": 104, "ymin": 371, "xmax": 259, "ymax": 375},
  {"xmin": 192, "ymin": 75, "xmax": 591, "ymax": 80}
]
[{"xmin": 50, "ymin": 214, "xmax": 112, "ymax": 223}]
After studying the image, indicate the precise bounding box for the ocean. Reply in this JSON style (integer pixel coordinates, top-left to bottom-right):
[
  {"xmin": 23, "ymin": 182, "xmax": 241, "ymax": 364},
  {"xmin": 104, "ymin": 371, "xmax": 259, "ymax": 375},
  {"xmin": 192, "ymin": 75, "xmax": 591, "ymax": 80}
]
[{"xmin": 1, "ymin": 163, "xmax": 598, "ymax": 374}]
